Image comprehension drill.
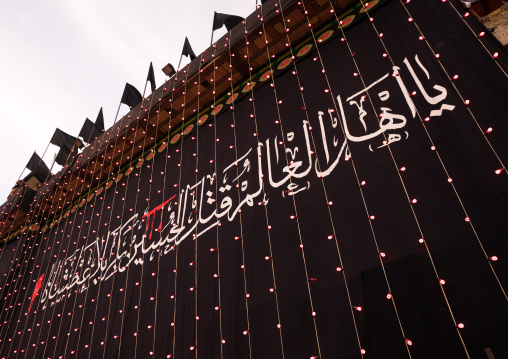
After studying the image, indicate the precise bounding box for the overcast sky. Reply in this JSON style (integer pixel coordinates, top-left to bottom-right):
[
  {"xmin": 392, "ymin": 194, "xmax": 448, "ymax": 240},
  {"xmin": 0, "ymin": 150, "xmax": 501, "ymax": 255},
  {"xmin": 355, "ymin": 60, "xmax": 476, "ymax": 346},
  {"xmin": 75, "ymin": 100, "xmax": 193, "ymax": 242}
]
[{"xmin": 0, "ymin": 0, "xmax": 258, "ymax": 200}]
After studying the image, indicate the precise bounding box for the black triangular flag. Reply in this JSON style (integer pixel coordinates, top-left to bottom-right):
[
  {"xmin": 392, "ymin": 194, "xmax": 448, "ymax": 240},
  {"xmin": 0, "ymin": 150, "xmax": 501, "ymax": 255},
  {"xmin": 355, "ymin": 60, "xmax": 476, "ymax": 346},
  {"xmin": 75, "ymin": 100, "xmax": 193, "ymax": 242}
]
[
  {"xmin": 212, "ymin": 12, "xmax": 244, "ymax": 31},
  {"xmin": 95, "ymin": 107, "xmax": 104, "ymax": 132},
  {"xmin": 121, "ymin": 83, "xmax": 143, "ymax": 108},
  {"xmin": 79, "ymin": 118, "xmax": 102, "ymax": 143},
  {"xmin": 182, "ymin": 37, "xmax": 196, "ymax": 60},
  {"xmin": 50, "ymin": 128, "xmax": 77, "ymax": 152},
  {"xmin": 55, "ymin": 146, "xmax": 77, "ymax": 166},
  {"xmin": 26, "ymin": 151, "xmax": 49, "ymax": 174},
  {"xmin": 147, "ymin": 62, "xmax": 156, "ymax": 93}
]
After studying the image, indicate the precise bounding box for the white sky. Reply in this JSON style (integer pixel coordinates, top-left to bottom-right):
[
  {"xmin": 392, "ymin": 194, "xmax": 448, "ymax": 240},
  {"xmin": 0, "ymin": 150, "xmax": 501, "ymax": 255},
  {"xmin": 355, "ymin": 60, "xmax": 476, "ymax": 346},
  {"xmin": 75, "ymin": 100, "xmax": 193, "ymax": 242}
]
[{"xmin": 0, "ymin": 0, "xmax": 258, "ymax": 200}]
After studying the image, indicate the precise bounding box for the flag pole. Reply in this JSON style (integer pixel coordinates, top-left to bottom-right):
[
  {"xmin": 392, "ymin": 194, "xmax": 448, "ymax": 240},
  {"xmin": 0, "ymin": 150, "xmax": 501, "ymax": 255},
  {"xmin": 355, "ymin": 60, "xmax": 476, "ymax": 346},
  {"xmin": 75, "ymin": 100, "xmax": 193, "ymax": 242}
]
[
  {"xmin": 177, "ymin": 53, "xmax": 184, "ymax": 73},
  {"xmin": 113, "ymin": 102, "xmax": 122, "ymax": 125},
  {"xmin": 142, "ymin": 81, "xmax": 148, "ymax": 100},
  {"xmin": 210, "ymin": 12, "xmax": 216, "ymax": 46},
  {"xmin": 48, "ymin": 153, "xmax": 58, "ymax": 174}
]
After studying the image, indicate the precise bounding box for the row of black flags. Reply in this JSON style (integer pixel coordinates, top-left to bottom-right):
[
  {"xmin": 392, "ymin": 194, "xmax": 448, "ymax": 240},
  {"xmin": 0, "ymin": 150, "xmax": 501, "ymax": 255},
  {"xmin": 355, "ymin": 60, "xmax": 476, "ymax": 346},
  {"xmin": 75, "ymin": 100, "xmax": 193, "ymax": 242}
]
[{"xmin": 19, "ymin": 10, "xmax": 250, "ymax": 186}]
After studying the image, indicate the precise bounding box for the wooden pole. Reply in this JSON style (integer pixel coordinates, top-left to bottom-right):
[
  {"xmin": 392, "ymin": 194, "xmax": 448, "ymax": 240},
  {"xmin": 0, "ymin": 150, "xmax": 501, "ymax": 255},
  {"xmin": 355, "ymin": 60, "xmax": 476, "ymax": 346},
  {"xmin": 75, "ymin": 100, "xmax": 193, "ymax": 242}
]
[{"xmin": 211, "ymin": 12, "xmax": 216, "ymax": 46}]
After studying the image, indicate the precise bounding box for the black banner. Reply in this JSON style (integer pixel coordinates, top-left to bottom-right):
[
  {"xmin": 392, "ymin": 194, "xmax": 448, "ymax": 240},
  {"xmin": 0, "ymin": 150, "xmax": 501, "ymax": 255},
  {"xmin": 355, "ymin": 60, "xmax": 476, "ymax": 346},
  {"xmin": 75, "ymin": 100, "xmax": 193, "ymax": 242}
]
[{"xmin": 1, "ymin": 1, "xmax": 508, "ymax": 358}]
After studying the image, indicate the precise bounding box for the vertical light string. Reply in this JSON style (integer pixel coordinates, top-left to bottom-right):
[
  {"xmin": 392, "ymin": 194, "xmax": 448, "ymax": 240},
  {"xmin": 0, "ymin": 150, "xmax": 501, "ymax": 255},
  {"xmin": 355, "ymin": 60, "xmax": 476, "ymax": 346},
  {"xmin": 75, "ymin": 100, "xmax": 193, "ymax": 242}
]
[
  {"xmin": 61, "ymin": 123, "xmax": 132, "ymax": 357},
  {"xmin": 28, "ymin": 133, "xmax": 108, "ymax": 356},
  {"xmin": 135, "ymin": 54, "xmax": 204, "ymax": 359},
  {"xmin": 210, "ymin": 40, "xmax": 225, "ymax": 359},
  {"xmin": 289, "ymin": 0, "xmax": 458, "ymax": 356},
  {"xmin": 94, "ymin": 83, "xmax": 165, "ymax": 359},
  {"xmin": 143, "ymin": 54, "xmax": 205, "ymax": 359},
  {"xmin": 401, "ymin": 0, "xmax": 508, "ymax": 293},
  {"xmin": 171, "ymin": 64, "xmax": 192, "ymax": 358},
  {"xmin": 8, "ymin": 183, "xmax": 67, "ymax": 357},
  {"xmin": 359, "ymin": 0, "xmax": 508, "ymax": 301},
  {"xmin": 84, "ymin": 97, "xmax": 151, "ymax": 359},
  {"xmin": 51, "ymin": 135, "xmax": 121, "ymax": 359},
  {"xmin": 0, "ymin": 142, "xmax": 52, "ymax": 341},
  {"xmin": 263, "ymin": 1, "xmax": 367, "ymax": 357},
  {"xmin": 256, "ymin": 4, "xmax": 326, "ymax": 358},
  {"xmin": 33, "ymin": 122, "xmax": 113, "ymax": 358},
  {"xmin": 0, "ymin": 145, "xmax": 59, "ymax": 339},
  {"xmin": 193, "ymin": 58, "xmax": 202, "ymax": 359},
  {"xmin": 67, "ymin": 96, "xmax": 150, "ymax": 357},
  {"xmin": 1, "ymin": 153, "xmax": 83, "ymax": 357},
  {"xmin": 149, "ymin": 56, "xmax": 191, "ymax": 359},
  {"xmin": 0, "ymin": 189, "xmax": 51, "ymax": 357},
  {"xmin": 226, "ymin": 32, "xmax": 253, "ymax": 359},
  {"xmin": 128, "ymin": 88, "xmax": 171, "ymax": 359},
  {"xmin": 241, "ymin": 16, "xmax": 286, "ymax": 359},
  {"xmin": 396, "ymin": 0, "xmax": 507, "ymax": 175},
  {"xmin": 29, "ymin": 136, "xmax": 110, "ymax": 358},
  {"xmin": 112, "ymin": 86, "xmax": 166, "ymax": 359},
  {"xmin": 312, "ymin": 0, "xmax": 473, "ymax": 355},
  {"xmin": 444, "ymin": 0, "xmax": 508, "ymax": 77}
]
